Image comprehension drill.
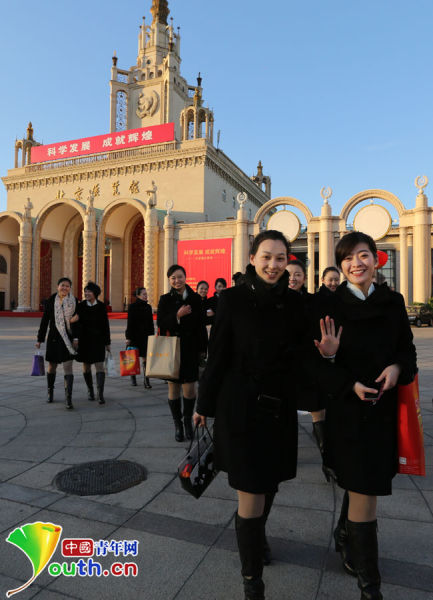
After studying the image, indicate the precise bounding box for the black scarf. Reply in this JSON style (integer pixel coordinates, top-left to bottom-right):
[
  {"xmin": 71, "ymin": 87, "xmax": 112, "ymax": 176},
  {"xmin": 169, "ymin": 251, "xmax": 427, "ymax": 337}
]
[{"xmin": 244, "ymin": 264, "xmax": 289, "ymax": 309}]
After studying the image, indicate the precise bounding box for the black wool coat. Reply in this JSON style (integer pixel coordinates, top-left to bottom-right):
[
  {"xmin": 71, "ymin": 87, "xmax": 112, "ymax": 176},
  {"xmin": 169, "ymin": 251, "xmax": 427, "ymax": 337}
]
[
  {"xmin": 197, "ymin": 266, "xmax": 306, "ymax": 494},
  {"xmin": 125, "ymin": 299, "xmax": 155, "ymax": 357},
  {"xmin": 157, "ymin": 285, "xmax": 207, "ymax": 383},
  {"xmin": 311, "ymin": 281, "xmax": 417, "ymax": 496},
  {"xmin": 37, "ymin": 293, "xmax": 80, "ymax": 364},
  {"xmin": 75, "ymin": 300, "xmax": 111, "ymax": 364},
  {"xmin": 296, "ymin": 286, "xmax": 322, "ymax": 412}
]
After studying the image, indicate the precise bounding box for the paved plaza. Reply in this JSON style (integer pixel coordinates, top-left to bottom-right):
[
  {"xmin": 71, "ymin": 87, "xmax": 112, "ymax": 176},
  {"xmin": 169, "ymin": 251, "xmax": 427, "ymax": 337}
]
[{"xmin": 0, "ymin": 317, "xmax": 432, "ymax": 600}]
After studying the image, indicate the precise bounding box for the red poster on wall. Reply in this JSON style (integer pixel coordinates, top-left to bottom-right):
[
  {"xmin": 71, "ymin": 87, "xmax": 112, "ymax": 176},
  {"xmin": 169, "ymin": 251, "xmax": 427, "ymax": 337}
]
[{"xmin": 177, "ymin": 239, "xmax": 233, "ymax": 292}]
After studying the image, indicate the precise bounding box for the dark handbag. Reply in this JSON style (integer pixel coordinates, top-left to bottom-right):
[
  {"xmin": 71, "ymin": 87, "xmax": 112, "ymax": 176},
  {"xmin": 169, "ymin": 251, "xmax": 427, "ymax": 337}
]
[{"xmin": 178, "ymin": 425, "xmax": 218, "ymax": 499}]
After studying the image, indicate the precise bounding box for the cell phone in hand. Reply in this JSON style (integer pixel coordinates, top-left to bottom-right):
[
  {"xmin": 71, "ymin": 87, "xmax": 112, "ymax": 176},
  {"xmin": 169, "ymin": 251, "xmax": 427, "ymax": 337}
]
[{"xmin": 364, "ymin": 381, "xmax": 385, "ymax": 402}]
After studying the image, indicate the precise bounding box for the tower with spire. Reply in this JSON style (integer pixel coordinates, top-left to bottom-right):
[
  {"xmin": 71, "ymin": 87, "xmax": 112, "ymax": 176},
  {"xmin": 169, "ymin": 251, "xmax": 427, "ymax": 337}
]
[{"xmin": 109, "ymin": 0, "xmax": 213, "ymax": 142}]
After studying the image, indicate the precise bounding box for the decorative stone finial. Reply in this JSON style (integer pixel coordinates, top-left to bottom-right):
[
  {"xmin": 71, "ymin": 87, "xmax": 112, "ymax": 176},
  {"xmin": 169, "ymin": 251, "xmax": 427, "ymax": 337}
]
[
  {"xmin": 165, "ymin": 199, "xmax": 174, "ymax": 215},
  {"xmin": 320, "ymin": 186, "xmax": 332, "ymax": 204},
  {"xmin": 112, "ymin": 51, "xmax": 118, "ymax": 66},
  {"xmin": 26, "ymin": 122, "xmax": 34, "ymax": 141},
  {"xmin": 237, "ymin": 192, "xmax": 248, "ymax": 208},
  {"xmin": 197, "ymin": 72, "xmax": 202, "ymax": 87},
  {"xmin": 150, "ymin": 0, "xmax": 169, "ymax": 25},
  {"xmin": 256, "ymin": 161, "xmax": 263, "ymax": 177},
  {"xmin": 147, "ymin": 181, "xmax": 157, "ymax": 207},
  {"xmin": 415, "ymin": 175, "xmax": 428, "ymax": 195}
]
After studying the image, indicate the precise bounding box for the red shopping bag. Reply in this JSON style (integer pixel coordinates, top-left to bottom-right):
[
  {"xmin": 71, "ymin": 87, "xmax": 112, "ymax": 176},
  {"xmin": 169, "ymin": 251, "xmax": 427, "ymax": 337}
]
[
  {"xmin": 119, "ymin": 349, "xmax": 140, "ymax": 376},
  {"xmin": 397, "ymin": 374, "xmax": 425, "ymax": 476}
]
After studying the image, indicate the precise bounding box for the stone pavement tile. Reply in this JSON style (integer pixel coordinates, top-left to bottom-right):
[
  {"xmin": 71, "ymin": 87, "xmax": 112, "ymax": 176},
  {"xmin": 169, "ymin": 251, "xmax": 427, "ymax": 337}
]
[
  {"xmin": 421, "ymin": 490, "xmax": 433, "ymax": 513},
  {"xmin": 128, "ymin": 426, "xmax": 185, "ymax": 448},
  {"xmin": 293, "ymin": 462, "xmax": 328, "ymax": 485},
  {"xmin": 79, "ymin": 419, "xmax": 135, "ymax": 433},
  {"xmin": 392, "ymin": 472, "xmax": 417, "ymax": 490},
  {"xmin": 377, "ymin": 488, "xmax": 433, "ymax": 521},
  {"xmin": 48, "ymin": 496, "xmax": 136, "ymax": 525},
  {"xmin": 66, "ymin": 431, "xmax": 133, "ymax": 447},
  {"xmin": 0, "ymin": 459, "xmax": 36, "ymax": 482},
  {"xmin": 47, "ymin": 527, "xmax": 208, "ymax": 600},
  {"xmin": 145, "ymin": 490, "xmax": 237, "ymax": 526},
  {"xmin": 276, "ymin": 480, "xmax": 334, "ymax": 511},
  {"xmin": 381, "ymin": 557, "xmax": 433, "ymax": 593},
  {"xmin": 0, "ymin": 498, "xmax": 41, "ymax": 532},
  {"xmin": 82, "ymin": 409, "xmax": 135, "ymax": 423},
  {"xmin": 124, "ymin": 509, "xmax": 223, "ymax": 546},
  {"xmin": 0, "ymin": 443, "xmax": 62, "ymax": 462},
  {"xmin": 297, "ymin": 445, "xmax": 322, "ymax": 464},
  {"xmin": 411, "ymin": 466, "xmax": 433, "ymax": 490},
  {"xmin": 176, "ymin": 546, "xmax": 320, "ymax": 600},
  {"xmin": 9, "ymin": 463, "xmax": 73, "ymax": 489},
  {"xmin": 379, "ymin": 584, "xmax": 433, "ymax": 600},
  {"xmin": 0, "ymin": 510, "xmax": 117, "ymax": 587},
  {"xmin": 424, "ymin": 444, "xmax": 433, "ymax": 466},
  {"xmin": 119, "ymin": 446, "xmax": 185, "ymax": 474},
  {"xmin": 89, "ymin": 472, "xmax": 174, "ymax": 510},
  {"xmin": 30, "ymin": 589, "xmax": 82, "ymax": 600},
  {"xmin": 0, "ymin": 482, "xmax": 64, "ymax": 507},
  {"xmin": 0, "ymin": 574, "xmax": 44, "ymax": 600},
  {"xmin": 265, "ymin": 504, "xmax": 333, "ymax": 548},
  {"xmin": 47, "ymin": 446, "xmax": 125, "ymax": 464},
  {"xmin": 379, "ymin": 517, "xmax": 433, "ymax": 566}
]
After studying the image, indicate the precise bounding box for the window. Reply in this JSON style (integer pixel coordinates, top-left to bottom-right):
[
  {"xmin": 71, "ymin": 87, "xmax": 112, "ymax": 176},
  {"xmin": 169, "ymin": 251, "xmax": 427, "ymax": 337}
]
[{"xmin": 0, "ymin": 255, "xmax": 7, "ymax": 274}]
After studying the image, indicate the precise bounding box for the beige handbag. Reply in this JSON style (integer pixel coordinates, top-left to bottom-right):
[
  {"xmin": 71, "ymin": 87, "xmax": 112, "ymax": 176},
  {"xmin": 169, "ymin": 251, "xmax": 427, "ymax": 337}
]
[{"xmin": 146, "ymin": 333, "xmax": 180, "ymax": 380}]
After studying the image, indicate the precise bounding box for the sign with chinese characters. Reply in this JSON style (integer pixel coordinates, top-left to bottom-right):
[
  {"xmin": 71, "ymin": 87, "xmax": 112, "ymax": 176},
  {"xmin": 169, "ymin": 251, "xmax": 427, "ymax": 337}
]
[
  {"xmin": 177, "ymin": 238, "xmax": 233, "ymax": 292},
  {"xmin": 31, "ymin": 123, "xmax": 175, "ymax": 163}
]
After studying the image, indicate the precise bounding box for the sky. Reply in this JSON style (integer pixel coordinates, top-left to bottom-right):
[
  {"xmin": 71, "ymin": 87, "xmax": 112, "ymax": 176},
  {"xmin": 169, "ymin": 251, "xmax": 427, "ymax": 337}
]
[{"xmin": 1, "ymin": 0, "xmax": 432, "ymax": 220}]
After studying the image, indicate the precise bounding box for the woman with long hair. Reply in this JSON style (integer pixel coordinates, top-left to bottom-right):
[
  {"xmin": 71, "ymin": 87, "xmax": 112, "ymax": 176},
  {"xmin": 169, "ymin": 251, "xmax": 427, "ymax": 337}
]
[
  {"xmin": 76, "ymin": 281, "xmax": 111, "ymax": 404},
  {"xmin": 36, "ymin": 277, "xmax": 79, "ymax": 409},
  {"xmin": 313, "ymin": 231, "xmax": 417, "ymax": 600},
  {"xmin": 194, "ymin": 231, "xmax": 333, "ymax": 600},
  {"xmin": 157, "ymin": 265, "xmax": 207, "ymax": 441}
]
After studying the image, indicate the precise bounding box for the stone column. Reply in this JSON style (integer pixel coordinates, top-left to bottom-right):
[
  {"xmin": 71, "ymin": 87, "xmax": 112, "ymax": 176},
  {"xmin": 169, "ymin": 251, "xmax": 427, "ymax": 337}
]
[
  {"xmin": 163, "ymin": 212, "xmax": 175, "ymax": 293},
  {"xmin": 319, "ymin": 200, "xmax": 334, "ymax": 276},
  {"xmin": 399, "ymin": 227, "xmax": 408, "ymax": 304},
  {"xmin": 82, "ymin": 195, "xmax": 97, "ymax": 296},
  {"xmin": 144, "ymin": 185, "xmax": 159, "ymax": 306},
  {"xmin": 412, "ymin": 179, "xmax": 431, "ymax": 303},
  {"xmin": 16, "ymin": 199, "xmax": 33, "ymax": 311},
  {"xmin": 307, "ymin": 230, "xmax": 315, "ymax": 293},
  {"xmin": 235, "ymin": 198, "xmax": 250, "ymax": 274}
]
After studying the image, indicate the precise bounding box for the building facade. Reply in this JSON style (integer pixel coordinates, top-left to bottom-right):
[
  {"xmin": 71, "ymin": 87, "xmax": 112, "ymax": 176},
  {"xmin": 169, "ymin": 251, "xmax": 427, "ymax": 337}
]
[{"xmin": 0, "ymin": 1, "xmax": 432, "ymax": 311}]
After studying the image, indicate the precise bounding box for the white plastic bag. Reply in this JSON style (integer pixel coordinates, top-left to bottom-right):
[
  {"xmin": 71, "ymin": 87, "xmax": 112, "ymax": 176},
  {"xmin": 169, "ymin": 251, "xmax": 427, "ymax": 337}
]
[{"xmin": 105, "ymin": 351, "xmax": 117, "ymax": 377}]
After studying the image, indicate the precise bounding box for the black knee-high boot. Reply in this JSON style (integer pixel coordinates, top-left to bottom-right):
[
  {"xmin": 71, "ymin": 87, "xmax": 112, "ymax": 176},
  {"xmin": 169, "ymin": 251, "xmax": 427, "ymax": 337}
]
[
  {"xmin": 83, "ymin": 371, "xmax": 95, "ymax": 401},
  {"xmin": 312, "ymin": 420, "xmax": 336, "ymax": 482},
  {"xmin": 168, "ymin": 398, "xmax": 184, "ymax": 442},
  {"xmin": 182, "ymin": 397, "xmax": 196, "ymax": 440},
  {"xmin": 235, "ymin": 513, "xmax": 265, "ymax": 600},
  {"xmin": 46, "ymin": 373, "xmax": 56, "ymax": 403},
  {"xmin": 64, "ymin": 375, "xmax": 74, "ymax": 410},
  {"xmin": 96, "ymin": 372, "xmax": 105, "ymax": 404},
  {"xmin": 334, "ymin": 491, "xmax": 356, "ymax": 576},
  {"xmin": 262, "ymin": 492, "xmax": 275, "ymax": 565},
  {"xmin": 346, "ymin": 520, "xmax": 383, "ymax": 600}
]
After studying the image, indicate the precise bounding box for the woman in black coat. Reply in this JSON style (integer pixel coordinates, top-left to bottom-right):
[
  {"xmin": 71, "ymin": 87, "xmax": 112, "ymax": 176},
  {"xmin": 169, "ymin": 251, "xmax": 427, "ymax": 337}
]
[
  {"xmin": 194, "ymin": 231, "xmax": 330, "ymax": 600},
  {"xmin": 126, "ymin": 287, "xmax": 155, "ymax": 388},
  {"xmin": 36, "ymin": 277, "xmax": 79, "ymax": 409},
  {"xmin": 311, "ymin": 232, "xmax": 417, "ymax": 600},
  {"xmin": 75, "ymin": 282, "xmax": 111, "ymax": 405},
  {"xmin": 206, "ymin": 277, "xmax": 227, "ymax": 326},
  {"xmin": 157, "ymin": 265, "xmax": 207, "ymax": 442},
  {"xmin": 196, "ymin": 280, "xmax": 214, "ymax": 326}
]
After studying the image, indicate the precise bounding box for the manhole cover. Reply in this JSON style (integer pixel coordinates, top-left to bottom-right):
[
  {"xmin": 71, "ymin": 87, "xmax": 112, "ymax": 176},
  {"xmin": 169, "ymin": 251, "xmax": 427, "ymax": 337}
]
[{"xmin": 54, "ymin": 460, "xmax": 147, "ymax": 496}]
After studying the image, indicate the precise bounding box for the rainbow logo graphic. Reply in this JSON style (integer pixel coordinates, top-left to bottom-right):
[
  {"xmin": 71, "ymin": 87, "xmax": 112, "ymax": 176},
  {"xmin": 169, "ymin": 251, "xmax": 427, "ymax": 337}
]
[{"xmin": 6, "ymin": 521, "xmax": 62, "ymax": 597}]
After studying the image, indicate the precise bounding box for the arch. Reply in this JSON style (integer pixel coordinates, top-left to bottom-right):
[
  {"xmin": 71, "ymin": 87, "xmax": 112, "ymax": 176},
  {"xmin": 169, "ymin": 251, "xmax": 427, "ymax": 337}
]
[
  {"xmin": 35, "ymin": 197, "xmax": 86, "ymax": 226},
  {"xmin": 0, "ymin": 211, "xmax": 23, "ymax": 227},
  {"xmin": 340, "ymin": 189, "xmax": 406, "ymax": 223},
  {"xmin": 97, "ymin": 197, "xmax": 147, "ymax": 305},
  {"xmin": 254, "ymin": 196, "xmax": 314, "ymax": 229}
]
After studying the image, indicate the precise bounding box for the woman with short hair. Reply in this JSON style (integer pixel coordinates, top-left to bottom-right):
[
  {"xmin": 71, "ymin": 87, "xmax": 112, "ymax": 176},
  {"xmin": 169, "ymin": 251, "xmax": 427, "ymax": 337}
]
[
  {"xmin": 76, "ymin": 281, "xmax": 111, "ymax": 404},
  {"xmin": 157, "ymin": 265, "xmax": 207, "ymax": 441},
  {"xmin": 126, "ymin": 287, "xmax": 155, "ymax": 388},
  {"xmin": 313, "ymin": 231, "xmax": 417, "ymax": 600},
  {"xmin": 36, "ymin": 277, "xmax": 79, "ymax": 409}
]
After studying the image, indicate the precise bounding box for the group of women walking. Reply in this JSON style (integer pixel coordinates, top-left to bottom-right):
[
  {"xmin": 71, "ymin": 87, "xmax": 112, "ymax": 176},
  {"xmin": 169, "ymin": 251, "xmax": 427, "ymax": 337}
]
[
  {"xmin": 194, "ymin": 230, "xmax": 417, "ymax": 600},
  {"xmin": 35, "ymin": 229, "xmax": 417, "ymax": 600}
]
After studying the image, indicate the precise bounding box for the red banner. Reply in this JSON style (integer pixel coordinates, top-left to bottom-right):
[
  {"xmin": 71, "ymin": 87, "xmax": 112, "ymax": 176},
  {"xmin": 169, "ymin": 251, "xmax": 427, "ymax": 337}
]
[
  {"xmin": 31, "ymin": 123, "xmax": 175, "ymax": 163},
  {"xmin": 177, "ymin": 239, "xmax": 233, "ymax": 292}
]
